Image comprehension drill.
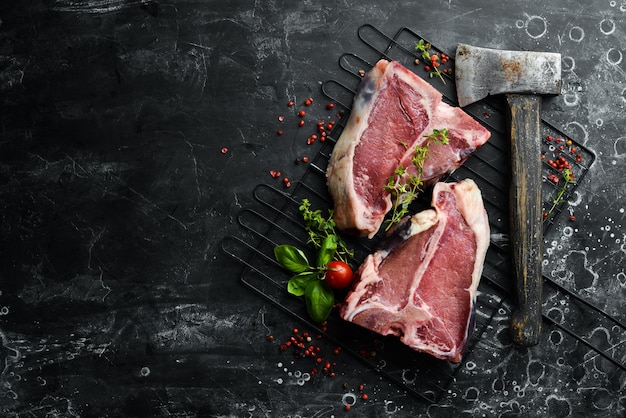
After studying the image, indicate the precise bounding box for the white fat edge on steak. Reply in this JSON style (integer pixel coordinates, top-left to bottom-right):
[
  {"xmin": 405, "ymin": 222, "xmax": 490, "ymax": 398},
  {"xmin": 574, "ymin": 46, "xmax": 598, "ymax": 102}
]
[
  {"xmin": 446, "ymin": 179, "xmax": 491, "ymax": 300},
  {"xmin": 434, "ymin": 103, "xmax": 489, "ymax": 150},
  {"xmin": 326, "ymin": 62, "xmax": 390, "ymax": 238},
  {"xmin": 325, "ymin": 88, "xmax": 373, "ymax": 236}
]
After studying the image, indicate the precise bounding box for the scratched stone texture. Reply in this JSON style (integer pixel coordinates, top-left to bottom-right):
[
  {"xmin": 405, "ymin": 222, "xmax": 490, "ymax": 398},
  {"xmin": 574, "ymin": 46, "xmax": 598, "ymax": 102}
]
[{"xmin": 0, "ymin": 0, "xmax": 625, "ymax": 417}]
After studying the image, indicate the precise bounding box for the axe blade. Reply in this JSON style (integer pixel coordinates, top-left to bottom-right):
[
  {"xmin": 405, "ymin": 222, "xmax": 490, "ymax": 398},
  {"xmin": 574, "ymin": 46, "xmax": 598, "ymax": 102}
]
[{"xmin": 455, "ymin": 44, "xmax": 562, "ymax": 107}]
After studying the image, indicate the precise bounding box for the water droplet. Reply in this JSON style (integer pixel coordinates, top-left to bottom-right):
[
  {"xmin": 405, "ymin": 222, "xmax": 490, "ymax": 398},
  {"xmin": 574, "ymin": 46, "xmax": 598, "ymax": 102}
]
[
  {"xmin": 342, "ymin": 393, "xmax": 357, "ymax": 406},
  {"xmin": 401, "ymin": 369, "xmax": 416, "ymax": 384},
  {"xmin": 384, "ymin": 400, "xmax": 398, "ymax": 414}
]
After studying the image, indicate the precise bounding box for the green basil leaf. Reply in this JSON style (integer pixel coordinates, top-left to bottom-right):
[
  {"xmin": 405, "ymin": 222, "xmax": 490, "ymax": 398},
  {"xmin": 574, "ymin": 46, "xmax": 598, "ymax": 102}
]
[
  {"xmin": 274, "ymin": 245, "xmax": 310, "ymax": 273},
  {"xmin": 287, "ymin": 272, "xmax": 317, "ymax": 297},
  {"xmin": 316, "ymin": 235, "xmax": 337, "ymax": 268},
  {"xmin": 304, "ymin": 280, "xmax": 335, "ymax": 323}
]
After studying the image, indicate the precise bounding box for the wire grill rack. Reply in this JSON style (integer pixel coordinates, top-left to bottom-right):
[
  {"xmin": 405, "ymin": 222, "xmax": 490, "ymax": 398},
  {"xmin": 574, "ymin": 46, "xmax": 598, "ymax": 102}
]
[{"xmin": 222, "ymin": 25, "xmax": 625, "ymax": 403}]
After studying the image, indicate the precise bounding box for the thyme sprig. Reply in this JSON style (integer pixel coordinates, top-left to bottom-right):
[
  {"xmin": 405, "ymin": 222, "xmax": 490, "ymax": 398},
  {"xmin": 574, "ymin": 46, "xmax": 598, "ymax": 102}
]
[
  {"xmin": 543, "ymin": 168, "xmax": 576, "ymax": 223},
  {"xmin": 415, "ymin": 39, "xmax": 446, "ymax": 84},
  {"xmin": 298, "ymin": 199, "xmax": 353, "ymax": 263},
  {"xmin": 383, "ymin": 128, "xmax": 450, "ymax": 230}
]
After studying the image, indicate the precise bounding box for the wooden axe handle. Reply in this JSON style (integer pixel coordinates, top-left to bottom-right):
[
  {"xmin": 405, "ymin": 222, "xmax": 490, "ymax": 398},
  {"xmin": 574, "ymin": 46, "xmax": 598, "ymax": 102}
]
[{"xmin": 506, "ymin": 93, "xmax": 544, "ymax": 347}]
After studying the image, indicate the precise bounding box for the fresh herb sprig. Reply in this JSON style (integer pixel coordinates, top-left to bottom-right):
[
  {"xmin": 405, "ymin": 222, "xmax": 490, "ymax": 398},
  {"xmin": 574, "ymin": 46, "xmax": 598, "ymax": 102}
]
[
  {"xmin": 299, "ymin": 199, "xmax": 353, "ymax": 263},
  {"xmin": 415, "ymin": 39, "xmax": 446, "ymax": 84},
  {"xmin": 423, "ymin": 128, "xmax": 450, "ymax": 144},
  {"xmin": 274, "ymin": 200, "xmax": 354, "ymax": 323},
  {"xmin": 383, "ymin": 128, "xmax": 450, "ymax": 230},
  {"xmin": 543, "ymin": 168, "xmax": 576, "ymax": 223}
]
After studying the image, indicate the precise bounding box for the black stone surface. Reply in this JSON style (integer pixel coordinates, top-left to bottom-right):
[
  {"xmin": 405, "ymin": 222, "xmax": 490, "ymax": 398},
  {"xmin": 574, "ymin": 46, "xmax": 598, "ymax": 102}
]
[{"xmin": 1, "ymin": 1, "xmax": 625, "ymax": 417}]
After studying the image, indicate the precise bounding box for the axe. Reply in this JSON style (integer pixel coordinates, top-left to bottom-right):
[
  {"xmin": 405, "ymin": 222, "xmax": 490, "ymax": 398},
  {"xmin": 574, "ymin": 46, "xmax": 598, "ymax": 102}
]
[{"xmin": 454, "ymin": 44, "xmax": 562, "ymax": 346}]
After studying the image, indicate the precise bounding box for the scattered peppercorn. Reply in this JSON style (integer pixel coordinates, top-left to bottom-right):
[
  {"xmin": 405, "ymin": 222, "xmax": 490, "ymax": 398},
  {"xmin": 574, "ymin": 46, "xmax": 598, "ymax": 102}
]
[
  {"xmin": 546, "ymin": 155, "xmax": 574, "ymax": 173},
  {"xmin": 547, "ymin": 173, "xmax": 560, "ymax": 184},
  {"xmin": 271, "ymin": 323, "xmax": 343, "ymax": 380}
]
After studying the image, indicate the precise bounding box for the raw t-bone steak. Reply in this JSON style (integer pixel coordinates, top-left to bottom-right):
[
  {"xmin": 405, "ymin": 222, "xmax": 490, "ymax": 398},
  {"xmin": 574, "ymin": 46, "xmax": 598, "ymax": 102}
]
[
  {"xmin": 326, "ymin": 59, "xmax": 490, "ymax": 238},
  {"xmin": 340, "ymin": 179, "xmax": 490, "ymax": 363}
]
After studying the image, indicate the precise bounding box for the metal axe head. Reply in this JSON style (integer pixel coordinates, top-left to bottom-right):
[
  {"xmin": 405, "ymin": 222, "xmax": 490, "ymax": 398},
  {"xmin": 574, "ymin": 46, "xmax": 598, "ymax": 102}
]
[{"xmin": 454, "ymin": 43, "xmax": 562, "ymax": 107}]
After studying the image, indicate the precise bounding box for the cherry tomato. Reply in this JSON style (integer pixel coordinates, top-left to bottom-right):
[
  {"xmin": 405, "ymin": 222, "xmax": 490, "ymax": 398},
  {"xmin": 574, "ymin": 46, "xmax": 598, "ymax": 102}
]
[{"xmin": 324, "ymin": 260, "xmax": 353, "ymax": 289}]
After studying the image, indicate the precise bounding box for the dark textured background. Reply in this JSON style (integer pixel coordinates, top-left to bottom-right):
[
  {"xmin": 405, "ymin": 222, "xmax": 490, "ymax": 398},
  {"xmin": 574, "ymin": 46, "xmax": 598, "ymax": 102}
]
[{"xmin": 1, "ymin": 1, "xmax": 625, "ymax": 416}]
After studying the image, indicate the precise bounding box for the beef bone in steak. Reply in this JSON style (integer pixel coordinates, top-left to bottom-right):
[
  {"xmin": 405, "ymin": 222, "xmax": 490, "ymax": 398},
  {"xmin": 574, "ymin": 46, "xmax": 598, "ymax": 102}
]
[
  {"xmin": 339, "ymin": 179, "xmax": 490, "ymax": 363},
  {"xmin": 326, "ymin": 59, "xmax": 491, "ymax": 238}
]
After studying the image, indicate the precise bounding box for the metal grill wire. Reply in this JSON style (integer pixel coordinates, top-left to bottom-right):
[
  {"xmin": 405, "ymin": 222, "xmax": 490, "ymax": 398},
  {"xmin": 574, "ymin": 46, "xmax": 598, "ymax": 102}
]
[{"xmin": 222, "ymin": 24, "xmax": 624, "ymax": 403}]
